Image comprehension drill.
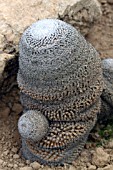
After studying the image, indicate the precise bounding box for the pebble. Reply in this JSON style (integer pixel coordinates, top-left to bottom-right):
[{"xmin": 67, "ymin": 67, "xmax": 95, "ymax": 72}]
[
  {"xmin": 97, "ymin": 164, "xmax": 113, "ymax": 170},
  {"xmin": 26, "ymin": 160, "xmax": 31, "ymax": 165},
  {"xmin": 9, "ymin": 158, "xmax": 13, "ymax": 162},
  {"xmin": 80, "ymin": 150, "xmax": 90, "ymax": 162},
  {"xmin": 103, "ymin": 165, "xmax": 113, "ymax": 170},
  {"xmin": 19, "ymin": 167, "xmax": 33, "ymax": 170},
  {"xmin": 13, "ymin": 154, "xmax": 20, "ymax": 159},
  {"xmin": 30, "ymin": 161, "xmax": 41, "ymax": 169},
  {"xmin": 0, "ymin": 159, "xmax": 3, "ymax": 165},
  {"xmin": 0, "ymin": 106, "xmax": 10, "ymax": 119},
  {"xmin": 107, "ymin": 0, "xmax": 113, "ymax": 4},
  {"xmin": 88, "ymin": 165, "xmax": 96, "ymax": 170},
  {"xmin": 9, "ymin": 153, "xmax": 13, "ymax": 158},
  {"xmin": 92, "ymin": 147, "xmax": 110, "ymax": 167},
  {"xmin": 1, "ymin": 107, "xmax": 10, "ymax": 119},
  {"xmin": 3, "ymin": 150, "xmax": 9, "ymax": 156},
  {"xmin": 14, "ymin": 164, "xmax": 18, "ymax": 168},
  {"xmin": 8, "ymin": 163, "xmax": 13, "ymax": 168},
  {"xmin": 69, "ymin": 165, "xmax": 76, "ymax": 170},
  {"xmin": 2, "ymin": 161, "xmax": 7, "ymax": 167},
  {"xmin": 12, "ymin": 103, "xmax": 23, "ymax": 114},
  {"xmin": 107, "ymin": 140, "xmax": 113, "ymax": 148},
  {"xmin": 19, "ymin": 163, "xmax": 25, "ymax": 167},
  {"xmin": 11, "ymin": 147, "xmax": 18, "ymax": 153}
]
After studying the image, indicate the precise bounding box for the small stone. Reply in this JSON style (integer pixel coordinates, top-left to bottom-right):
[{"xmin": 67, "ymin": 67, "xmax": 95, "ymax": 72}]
[
  {"xmin": 107, "ymin": 0, "xmax": 113, "ymax": 4},
  {"xmin": 0, "ymin": 159, "xmax": 3, "ymax": 165},
  {"xmin": 2, "ymin": 161, "xmax": 7, "ymax": 167},
  {"xmin": 97, "ymin": 165, "xmax": 113, "ymax": 170},
  {"xmin": 69, "ymin": 165, "xmax": 76, "ymax": 170},
  {"xmin": 11, "ymin": 147, "xmax": 18, "ymax": 153},
  {"xmin": 92, "ymin": 147, "xmax": 110, "ymax": 167},
  {"xmin": 12, "ymin": 103, "xmax": 23, "ymax": 114},
  {"xmin": 26, "ymin": 160, "xmax": 31, "ymax": 165},
  {"xmin": 3, "ymin": 150, "xmax": 9, "ymax": 156},
  {"xmin": 14, "ymin": 164, "xmax": 18, "ymax": 168},
  {"xmin": 42, "ymin": 167, "xmax": 53, "ymax": 170},
  {"xmin": 80, "ymin": 150, "xmax": 91, "ymax": 162},
  {"xmin": 86, "ymin": 163, "xmax": 91, "ymax": 167},
  {"xmin": 19, "ymin": 167, "xmax": 33, "ymax": 170},
  {"xmin": 13, "ymin": 154, "xmax": 20, "ymax": 159},
  {"xmin": 103, "ymin": 165, "xmax": 113, "ymax": 170},
  {"xmin": 30, "ymin": 161, "xmax": 40, "ymax": 169},
  {"xmin": 107, "ymin": 140, "xmax": 113, "ymax": 148},
  {"xmin": 8, "ymin": 163, "xmax": 13, "ymax": 168},
  {"xmin": 19, "ymin": 163, "xmax": 25, "ymax": 167},
  {"xmin": 9, "ymin": 153, "xmax": 13, "ymax": 158},
  {"xmin": 88, "ymin": 165, "xmax": 96, "ymax": 170},
  {"xmin": 0, "ymin": 107, "xmax": 10, "ymax": 119},
  {"xmin": 9, "ymin": 158, "xmax": 13, "ymax": 162}
]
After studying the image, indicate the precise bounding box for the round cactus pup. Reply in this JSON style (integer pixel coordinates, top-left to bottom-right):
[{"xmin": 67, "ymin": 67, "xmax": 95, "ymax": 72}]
[{"xmin": 18, "ymin": 110, "xmax": 49, "ymax": 142}]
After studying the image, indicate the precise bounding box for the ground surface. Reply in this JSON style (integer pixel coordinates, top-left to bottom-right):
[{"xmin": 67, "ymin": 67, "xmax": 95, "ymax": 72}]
[{"xmin": 0, "ymin": 0, "xmax": 113, "ymax": 170}]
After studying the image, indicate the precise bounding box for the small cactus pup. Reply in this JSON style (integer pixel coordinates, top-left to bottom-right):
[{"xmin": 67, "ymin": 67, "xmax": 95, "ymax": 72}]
[
  {"xmin": 100, "ymin": 58, "xmax": 113, "ymax": 121},
  {"xmin": 17, "ymin": 18, "xmax": 113, "ymax": 166}
]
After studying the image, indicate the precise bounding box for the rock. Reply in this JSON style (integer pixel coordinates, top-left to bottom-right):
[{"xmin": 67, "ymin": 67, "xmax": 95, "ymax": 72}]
[
  {"xmin": 12, "ymin": 103, "xmax": 23, "ymax": 114},
  {"xmin": 97, "ymin": 165, "xmax": 113, "ymax": 170},
  {"xmin": 69, "ymin": 166, "xmax": 77, "ymax": 170},
  {"xmin": 14, "ymin": 164, "xmax": 18, "ymax": 168},
  {"xmin": 107, "ymin": 139, "xmax": 113, "ymax": 148},
  {"xmin": 11, "ymin": 147, "xmax": 18, "ymax": 153},
  {"xmin": 0, "ymin": 159, "xmax": 3, "ymax": 165},
  {"xmin": 19, "ymin": 163, "xmax": 25, "ymax": 167},
  {"xmin": 3, "ymin": 150, "xmax": 9, "ymax": 156},
  {"xmin": 0, "ymin": 0, "xmax": 102, "ymax": 40},
  {"xmin": 103, "ymin": 165, "xmax": 113, "ymax": 170},
  {"xmin": 30, "ymin": 161, "xmax": 41, "ymax": 169},
  {"xmin": 2, "ymin": 161, "xmax": 7, "ymax": 167},
  {"xmin": 8, "ymin": 163, "xmax": 13, "ymax": 168},
  {"xmin": 26, "ymin": 160, "xmax": 31, "ymax": 165},
  {"xmin": 40, "ymin": 167, "xmax": 52, "ymax": 170},
  {"xmin": 0, "ymin": 52, "xmax": 18, "ymax": 95},
  {"xmin": 107, "ymin": 0, "xmax": 113, "ymax": 4},
  {"xmin": 0, "ymin": 107, "xmax": 10, "ymax": 119},
  {"xmin": 13, "ymin": 154, "xmax": 20, "ymax": 159},
  {"xmin": 80, "ymin": 150, "xmax": 91, "ymax": 163},
  {"xmin": 92, "ymin": 147, "xmax": 110, "ymax": 167},
  {"xmin": 0, "ymin": 0, "xmax": 102, "ymax": 94},
  {"xmin": 0, "ymin": 20, "xmax": 19, "ymax": 50},
  {"xmin": 0, "ymin": 53, "xmax": 13, "ymax": 78},
  {"xmin": 19, "ymin": 167, "xmax": 33, "ymax": 170},
  {"xmin": 59, "ymin": 0, "xmax": 102, "ymax": 35},
  {"xmin": 88, "ymin": 165, "xmax": 97, "ymax": 170}
]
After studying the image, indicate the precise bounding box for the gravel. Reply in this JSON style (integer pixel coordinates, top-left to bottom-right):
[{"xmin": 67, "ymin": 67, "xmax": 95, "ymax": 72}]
[{"xmin": 0, "ymin": 1, "xmax": 113, "ymax": 170}]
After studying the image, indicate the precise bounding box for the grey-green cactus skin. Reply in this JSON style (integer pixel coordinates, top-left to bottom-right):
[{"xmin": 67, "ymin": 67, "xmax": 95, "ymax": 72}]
[
  {"xmin": 100, "ymin": 59, "xmax": 113, "ymax": 122},
  {"xmin": 17, "ymin": 19, "xmax": 113, "ymax": 166}
]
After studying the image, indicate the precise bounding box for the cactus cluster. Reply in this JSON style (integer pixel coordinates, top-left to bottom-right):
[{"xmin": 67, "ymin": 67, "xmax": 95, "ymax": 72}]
[{"xmin": 17, "ymin": 19, "xmax": 105, "ymax": 166}]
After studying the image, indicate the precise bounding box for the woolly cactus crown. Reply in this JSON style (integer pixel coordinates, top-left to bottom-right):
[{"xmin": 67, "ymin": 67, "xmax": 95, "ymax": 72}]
[{"xmin": 18, "ymin": 19, "xmax": 103, "ymax": 102}]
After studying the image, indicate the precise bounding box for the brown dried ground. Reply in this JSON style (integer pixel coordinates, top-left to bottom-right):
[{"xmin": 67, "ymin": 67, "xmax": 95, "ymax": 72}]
[{"xmin": 0, "ymin": 0, "xmax": 113, "ymax": 170}]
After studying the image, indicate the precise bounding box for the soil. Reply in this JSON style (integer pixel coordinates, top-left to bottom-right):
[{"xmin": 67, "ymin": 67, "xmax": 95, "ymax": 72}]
[
  {"xmin": 87, "ymin": 0, "xmax": 113, "ymax": 59},
  {"xmin": 0, "ymin": 0, "xmax": 113, "ymax": 170}
]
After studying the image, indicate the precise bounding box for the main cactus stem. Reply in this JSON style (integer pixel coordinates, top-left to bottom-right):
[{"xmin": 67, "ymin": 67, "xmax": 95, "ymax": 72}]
[{"xmin": 17, "ymin": 19, "xmax": 104, "ymax": 166}]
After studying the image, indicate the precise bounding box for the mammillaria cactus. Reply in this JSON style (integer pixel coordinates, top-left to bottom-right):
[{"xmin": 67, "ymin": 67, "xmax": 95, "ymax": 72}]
[{"xmin": 17, "ymin": 19, "xmax": 113, "ymax": 166}]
